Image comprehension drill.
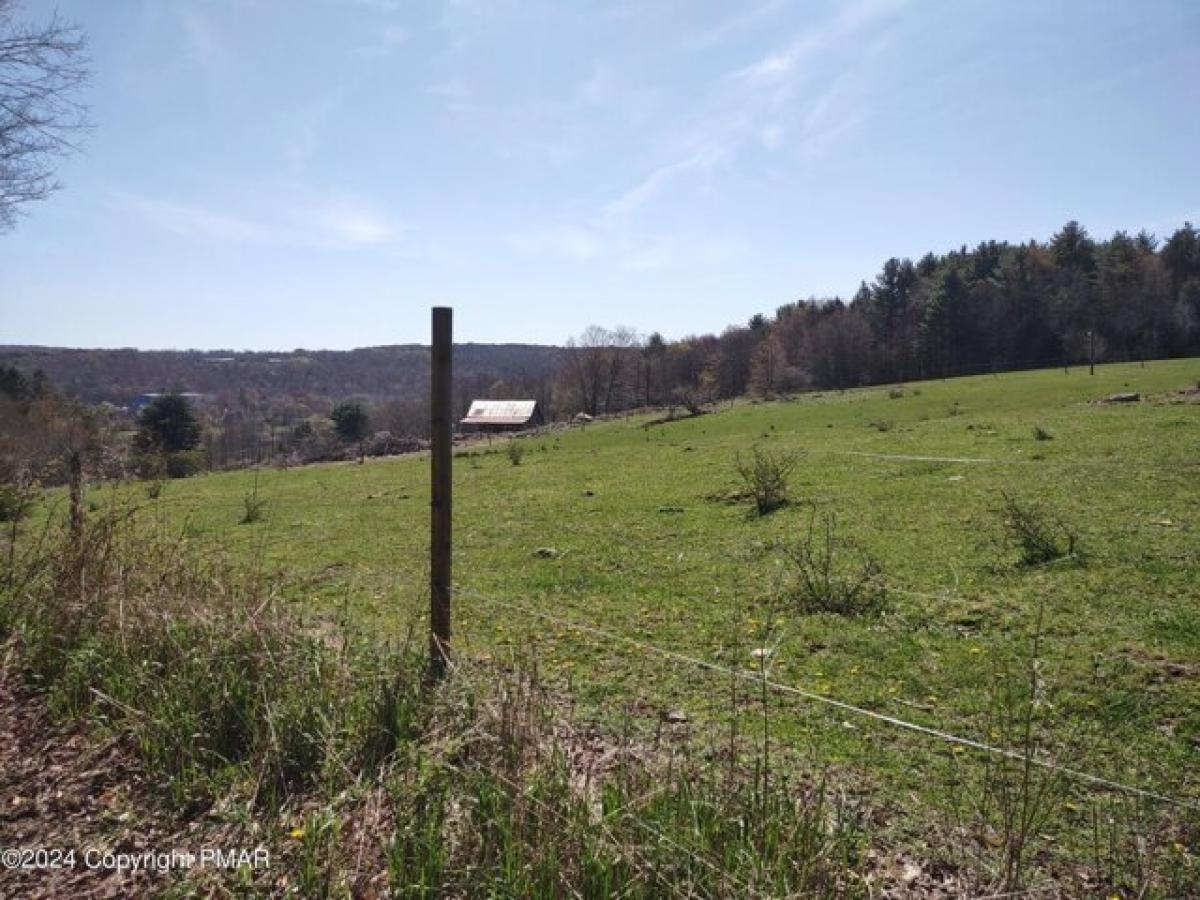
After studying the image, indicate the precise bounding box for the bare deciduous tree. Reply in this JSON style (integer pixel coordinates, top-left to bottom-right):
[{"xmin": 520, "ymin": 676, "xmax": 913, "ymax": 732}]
[
  {"xmin": 1, "ymin": 0, "xmax": 89, "ymax": 232},
  {"xmin": 563, "ymin": 325, "xmax": 639, "ymax": 416}
]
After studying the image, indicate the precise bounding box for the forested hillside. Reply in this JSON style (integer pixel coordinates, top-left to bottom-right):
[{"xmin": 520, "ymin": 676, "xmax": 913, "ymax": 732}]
[
  {"xmin": 627, "ymin": 221, "xmax": 1200, "ymax": 407},
  {"xmin": 0, "ymin": 343, "xmax": 563, "ymax": 411}
]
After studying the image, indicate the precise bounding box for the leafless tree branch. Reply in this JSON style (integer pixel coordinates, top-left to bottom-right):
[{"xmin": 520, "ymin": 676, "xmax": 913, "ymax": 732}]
[{"xmin": 0, "ymin": 0, "xmax": 90, "ymax": 232}]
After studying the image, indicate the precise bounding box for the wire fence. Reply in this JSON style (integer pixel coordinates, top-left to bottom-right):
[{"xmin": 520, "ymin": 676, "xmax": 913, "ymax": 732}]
[{"xmin": 455, "ymin": 587, "xmax": 1198, "ymax": 813}]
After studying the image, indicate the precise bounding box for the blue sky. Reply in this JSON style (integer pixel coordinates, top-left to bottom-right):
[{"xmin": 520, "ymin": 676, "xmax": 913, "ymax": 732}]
[{"xmin": 2, "ymin": 0, "xmax": 1197, "ymax": 350}]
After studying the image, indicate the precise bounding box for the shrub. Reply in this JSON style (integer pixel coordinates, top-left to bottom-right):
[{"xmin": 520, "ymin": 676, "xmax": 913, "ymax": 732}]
[
  {"xmin": 1032, "ymin": 425, "xmax": 1053, "ymax": 441},
  {"xmin": 241, "ymin": 471, "xmax": 266, "ymax": 524},
  {"xmin": 997, "ymin": 492, "xmax": 1081, "ymax": 566},
  {"xmin": 887, "ymin": 387, "xmax": 904, "ymax": 399},
  {"xmin": 506, "ymin": 440, "xmax": 525, "ymax": 466},
  {"xmin": 0, "ymin": 479, "xmax": 37, "ymax": 523},
  {"xmin": 331, "ymin": 401, "xmax": 370, "ymax": 462},
  {"xmin": 734, "ymin": 446, "xmax": 799, "ymax": 515},
  {"xmin": 164, "ymin": 450, "xmax": 203, "ymax": 479},
  {"xmin": 780, "ymin": 512, "xmax": 888, "ymax": 616},
  {"xmin": 869, "ymin": 419, "xmax": 893, "ymax": 432}
]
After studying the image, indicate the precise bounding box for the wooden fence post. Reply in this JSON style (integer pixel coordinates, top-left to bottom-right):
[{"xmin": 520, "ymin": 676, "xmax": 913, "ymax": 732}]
[{"xmin": 429, "ymin": 307, "xmax": 453, "ymax": 679}]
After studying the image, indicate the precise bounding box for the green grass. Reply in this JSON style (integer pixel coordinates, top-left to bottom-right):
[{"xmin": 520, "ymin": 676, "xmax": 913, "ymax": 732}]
[{"xmin": 67, "ymin": 361, "xmax": 1200, "ymax": 867}]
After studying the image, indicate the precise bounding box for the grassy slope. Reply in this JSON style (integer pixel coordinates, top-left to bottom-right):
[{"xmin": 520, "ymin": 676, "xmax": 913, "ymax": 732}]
[{"xmin": 124, "ymin": 361, "xmax": 1199, "ymax": 839}]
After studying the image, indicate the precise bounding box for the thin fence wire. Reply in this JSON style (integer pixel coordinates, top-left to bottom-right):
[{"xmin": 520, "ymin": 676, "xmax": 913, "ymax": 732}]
[
  {"xmin": 434, "ymin": 650, "xmax": 774, "ymax": 900},
  {"xmin": 456, "ymin": 587, "xmax": 1199, "ymax": 813}
]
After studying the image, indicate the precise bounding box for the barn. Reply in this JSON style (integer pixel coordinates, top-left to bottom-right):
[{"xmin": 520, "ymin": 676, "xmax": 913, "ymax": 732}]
[{"xmin": 459, "ymin": 399, "xmax": 543, "ymax": 433}]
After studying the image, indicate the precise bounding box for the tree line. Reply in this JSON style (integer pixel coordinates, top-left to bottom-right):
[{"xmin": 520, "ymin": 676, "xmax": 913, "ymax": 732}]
[{"xmin": 552, "ymin": 221, "xmax": 1200, "ymax": 415}]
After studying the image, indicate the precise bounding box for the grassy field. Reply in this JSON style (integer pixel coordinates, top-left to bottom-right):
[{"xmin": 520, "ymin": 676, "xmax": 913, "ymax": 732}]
[{"xmin": 98, "ymin": 360, "xmax": 1199, "ymax": 874}]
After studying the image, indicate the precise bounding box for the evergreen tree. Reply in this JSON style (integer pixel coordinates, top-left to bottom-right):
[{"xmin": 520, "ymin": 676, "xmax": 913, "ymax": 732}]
[
  {"xmin": 134, "ymin": 392, "xmax": 201, "ymax": 454},
  {"xmin": 331, "ymin": 401, "xmax": 370, "ymax": 462}
]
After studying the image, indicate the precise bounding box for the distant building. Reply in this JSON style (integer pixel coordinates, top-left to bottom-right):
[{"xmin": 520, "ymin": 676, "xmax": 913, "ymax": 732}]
[
  {"xmin": 130, "ymin": 392, "xmax": 206, "ymax": 414},
  {"xmin": 460, "ymin": 399, "xmax": 543, "ymax": 432}
]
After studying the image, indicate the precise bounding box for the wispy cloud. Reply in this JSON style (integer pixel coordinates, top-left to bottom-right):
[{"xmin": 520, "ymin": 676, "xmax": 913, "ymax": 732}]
[
  {"xmin": 338, "ymin": 0, "xmax": 401, "ymax": 12},
  {"xmin": 507, "ymin": 223, "xmax": 745, "ymax": 272},
  {"xmin": 682, "ymin": 0, "xmax": 785, "ymax": 51},
  {"xmin": 425, "ymin": 79, "xmax": 473, "ymax": 114},
  {"xmin": 507, "ymin": 226, "xmax": 604, "ymax": 262},
  {"xmin": 603, "ymin": 148, "xmax": 725, "ymax": 217},
  {"xmin": 599, "ymin": 0, "xmax": 905, "ymax": 216},
  {"xmin": 281, "ymin": 94, "xmax": 341, "ymax": 174},
  {"xmin": 379, "ymin": 24, "xmax": 408, "ymax": 45},
  {"xmin": 113, "ymin": 190, "xmax": 406, "ymax": 250},
  {"xmin": 174, "ymin": 4, "xmax": 231, "ymax": 77},
  {"xmin": 352, "ymin": 23, "xmax": 410, "ymax": 57},
  {"xmin": 733, "ymin": 0, "xmax": 905, "ymax": 86}
]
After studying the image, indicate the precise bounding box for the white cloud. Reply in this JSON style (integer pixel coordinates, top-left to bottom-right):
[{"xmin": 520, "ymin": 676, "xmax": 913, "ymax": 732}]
[
  {"xmin": 599, "ymin": 0, "xmax": 905, "ymax": 214},
  {"xmin": 508, "ymin": 226, "xmax": 604, "ymax": 261},
  {"xmin": 351, "ymin": 23, "xmax": 410, "ymax": 58},
  {"xmin": 114, "ymin": 193, "xmax": 273, "ymax": 244},
  {"xmin": 683, "ymin": 0, "xmax": 785, "ymax": 51},
  {"xmin": 316, "ymin": 204, "xmax": 400, "ymax": 245},
  {"xmin": 380, "ymin": 24, "xmax": 408, "ymax": 45},
  {"xmin": 603, "ymin": 148, "xmax": 725, "ymax": 217},
  {"xmin": 339, "ymin": 0, "xmax": 401, "ymax": 12},
  {"xmin": 507, "ymin": 223, "xmax": 745, "ymax": 272},
  {"xmin": 282, "ymin": 94, "xmax": 341, "ymax": 174},
  {"xmin": 760, "ymin": 123, "xmax": 785, "ymax": 149},
  {"xmin": 734, "ymin": 0, "xmax": 906, "ymax": 86},
  {"xmin": 174, "ymin": 5, "xmax": 231, "ymax": 76},
  {"xmin": 113, "ymin": 190, "xmax": 406, "ymax": 250},
  {"xmin": 425, "ymin": 80, "xmax": 473, "ymax": 113}
]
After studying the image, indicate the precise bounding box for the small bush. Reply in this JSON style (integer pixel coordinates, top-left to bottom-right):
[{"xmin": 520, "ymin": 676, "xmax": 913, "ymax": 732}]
[
  {"xmin": 781, "ymin": 512, "xmax": 888, "ymax": 616},
  {"xmin": 734, "ymin": 446, "xmax": 799, "ymax": 515},
  {"xmin": 241, "ymin": 472, "xmax": 266, "ymax": 524},
  {"xmin": 164, "ymin": 450, "xmax": 204, "ymax": 479},
  {"xmin": 998, "ymin": 492, "xmax": 1081, "ymax": 566},
  {"xmin": 887, "ymin": 387, "xmax": 904, "ymax": 399},
  {"xmin": 0, "ymin": 480, "xmax": 37, "ymax": 523},
  {"xmin": 869, "ymin": 419, "xmax": 893, "ymax": 432},
  {"xmin": 1032, "ymin": 425, "xmax": 1053, "ymax": 441},
  {"xmin": 506, "ymin": 441, "xmax": 524, "ymax": 466}
]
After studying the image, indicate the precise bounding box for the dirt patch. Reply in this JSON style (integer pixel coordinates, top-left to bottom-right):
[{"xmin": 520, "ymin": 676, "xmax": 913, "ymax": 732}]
[
  {"xmin": 1094, "ymin": 391, "xmax": 1141, "ymax": 404},
  {"xmin": 0, "ymin": 669, "xmax": 202, "ymax": 898},
  {"xmin": 1154, "ymin": 386, "xmax": 1200, "ymax": 405},
  {"xmin": 642, "ymin": 408, "xmax": 707, "ymax": 428},
  {"xmin": 0, "ymin": 668, "xmax": 392, "ymax": 898}
]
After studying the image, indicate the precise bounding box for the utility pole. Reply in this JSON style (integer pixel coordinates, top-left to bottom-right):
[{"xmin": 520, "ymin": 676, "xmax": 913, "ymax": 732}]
[
  {"xmin": 1088, "ymin": 329, "xmax": 1095, "ymax": 376},
  {"xmin": 429, "ymin": 307, "xmax": 453, "ymax": 679}
]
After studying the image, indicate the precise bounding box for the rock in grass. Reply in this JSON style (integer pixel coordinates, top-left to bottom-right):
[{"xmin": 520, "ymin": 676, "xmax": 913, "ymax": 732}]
[{"xmin": 533, "ymin": 547, "xmax": 559, "ymax": 559}]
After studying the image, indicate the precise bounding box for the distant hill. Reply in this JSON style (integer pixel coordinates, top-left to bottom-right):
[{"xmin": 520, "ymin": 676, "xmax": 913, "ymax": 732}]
[{"xmin": 0, "ymin": 344, "xmax": 563, "ymax": 409}]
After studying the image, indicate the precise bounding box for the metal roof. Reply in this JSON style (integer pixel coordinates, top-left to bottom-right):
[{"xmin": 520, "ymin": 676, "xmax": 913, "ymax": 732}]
[{"xmin": 460, "ymin": 399, "xmax": 539, "ymax": 426}]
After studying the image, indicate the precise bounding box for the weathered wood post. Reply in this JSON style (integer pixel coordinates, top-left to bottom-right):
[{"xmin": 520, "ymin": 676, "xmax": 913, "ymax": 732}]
[{"xmin": 429, "ymin": 307, "xmax": 453, "ymax": 679}]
